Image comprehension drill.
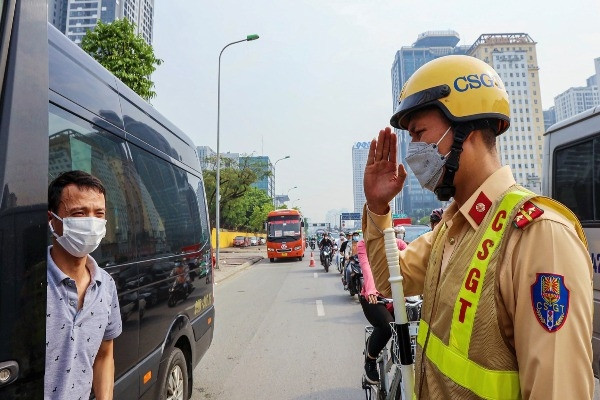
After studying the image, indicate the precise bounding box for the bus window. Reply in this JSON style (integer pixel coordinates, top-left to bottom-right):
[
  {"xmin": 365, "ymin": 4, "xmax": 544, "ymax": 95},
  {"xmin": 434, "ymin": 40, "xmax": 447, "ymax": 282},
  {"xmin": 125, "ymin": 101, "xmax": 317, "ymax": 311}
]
[{"xmin": 553, "ymin": 139, "xmax": 594, "ymax": 221}]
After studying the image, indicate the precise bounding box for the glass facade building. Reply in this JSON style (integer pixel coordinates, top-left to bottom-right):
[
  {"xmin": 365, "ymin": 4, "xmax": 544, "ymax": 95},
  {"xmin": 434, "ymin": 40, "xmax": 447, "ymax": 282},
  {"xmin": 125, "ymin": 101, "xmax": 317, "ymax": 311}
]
[
  {"xmin": 239, "ymin": 156, "xmax": 274, "ymax": 199},
  {"xmin": 390, "ymin": 31, "xmax": 466, "ymax": 218}
]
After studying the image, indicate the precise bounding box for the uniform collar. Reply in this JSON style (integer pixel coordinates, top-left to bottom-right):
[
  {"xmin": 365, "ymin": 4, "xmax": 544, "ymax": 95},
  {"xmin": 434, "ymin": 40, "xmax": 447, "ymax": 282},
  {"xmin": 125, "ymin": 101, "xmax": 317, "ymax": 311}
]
[
  {"xmin": 47, "ymin": 245, "xmax": 103, "ymax": 288},
  {"xmin": 458, "ymin": 165, "xmax": 516, "ymax": 229}
]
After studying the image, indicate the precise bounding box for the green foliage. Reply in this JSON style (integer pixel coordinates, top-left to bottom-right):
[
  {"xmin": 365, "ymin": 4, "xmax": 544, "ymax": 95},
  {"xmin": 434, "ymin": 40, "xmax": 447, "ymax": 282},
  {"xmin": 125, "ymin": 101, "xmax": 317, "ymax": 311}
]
[
  {"xmin": 417, "ymin": 215, "xmax": 430, "ymax": 226},
  {"xmin": 81, "ymin": 19, "xmax": 162, "ymax": 100},
  {"xmin": 202, "ymin": 155, "xmax": 273, "ymax": 231}
]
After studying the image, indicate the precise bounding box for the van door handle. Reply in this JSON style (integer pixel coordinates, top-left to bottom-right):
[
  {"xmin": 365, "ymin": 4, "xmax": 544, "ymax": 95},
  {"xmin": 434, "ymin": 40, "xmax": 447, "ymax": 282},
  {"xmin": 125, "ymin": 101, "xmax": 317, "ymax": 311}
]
[{"xmin": 0, "ymin": 361, "xmax": 19, "ymax": 387}]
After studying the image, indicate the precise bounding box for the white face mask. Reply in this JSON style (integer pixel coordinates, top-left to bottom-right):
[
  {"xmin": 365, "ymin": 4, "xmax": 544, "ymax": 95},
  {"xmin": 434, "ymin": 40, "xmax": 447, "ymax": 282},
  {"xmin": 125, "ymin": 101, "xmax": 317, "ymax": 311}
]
[
  {"xmin": 49, "ymin": 212, "xmax": 107, "ymax": 258},
  {"xmin": 405, "ymin": 126, "xmax": 452, "ymax": 192}
]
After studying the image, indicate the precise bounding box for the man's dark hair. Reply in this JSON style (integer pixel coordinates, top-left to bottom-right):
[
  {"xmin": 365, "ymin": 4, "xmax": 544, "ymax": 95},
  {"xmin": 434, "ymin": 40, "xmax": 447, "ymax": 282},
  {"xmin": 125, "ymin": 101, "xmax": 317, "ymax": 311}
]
[
  {"xmin": 473, "ymin": 119, "xmax": 498, "ymax": 150},
  {"xmin": 478, "ymin": 127, "xmax": 497, "ymax": 150},
  {"xmin": 48, "ymin": 170, "xmax": 106, "ymax": 212}
]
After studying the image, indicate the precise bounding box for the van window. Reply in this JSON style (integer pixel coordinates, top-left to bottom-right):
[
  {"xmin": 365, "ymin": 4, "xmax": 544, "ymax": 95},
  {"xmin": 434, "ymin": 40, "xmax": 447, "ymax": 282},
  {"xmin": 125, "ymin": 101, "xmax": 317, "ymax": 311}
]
[
  {"xmin": 49, "ymin": 105, "xmax": 137, "ymax": 265},
  {"xmin": 48, "ymin": 105, "xmax": 141, "ymax": 375},
  {"xmin": 553, "ymin": 139, "xmax": 595, "ymax": 221},
  {"xmin": 128, "ymin": 144, "xmax": 207, "ymax": 261}
]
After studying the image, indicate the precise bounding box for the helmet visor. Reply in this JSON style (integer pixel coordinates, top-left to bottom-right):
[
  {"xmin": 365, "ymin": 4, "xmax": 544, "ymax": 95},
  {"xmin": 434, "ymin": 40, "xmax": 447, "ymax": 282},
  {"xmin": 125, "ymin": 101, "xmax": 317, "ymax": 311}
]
[{"xmin": 391, "ymin": 84, "xmax": 451, "ymax": 130}]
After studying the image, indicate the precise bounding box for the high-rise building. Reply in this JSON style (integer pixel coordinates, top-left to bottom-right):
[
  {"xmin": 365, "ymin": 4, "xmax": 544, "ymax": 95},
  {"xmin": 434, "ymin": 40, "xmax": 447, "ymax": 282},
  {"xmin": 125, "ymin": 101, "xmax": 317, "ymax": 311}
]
[
  {"xmin": 196, "ymin": 146, "xmax": 216, "ymax": 171},
  {"xmin": 553, "ymin": 84, "xmax": 599, "ymax": 122},
  {"xmin": 543, "ymin": 107, "xmax": 557, "ymax": 132},
  {"xmin": 352, "ymin": 142, "xmax": 369, "ymax": 214},
  {"xmin": 468, "ymin": 33, "xmax": 544, "ymax": 193},
  {"xmin": 352, "ymin": 142, "xmax": 395, "ymax": 215},
  {"xmin": 239, "ymin": 156, "xmax": 274, "ymax": 199},
  {"xmin": 49, "ymin": 0, "xmax": 154, "ymax": 46},
  {"xmin": 390, "ymin": 31, "xmax": 467, "ymax": 217},
  {"xmin": 48, "ymin": 0, "xmax": 68, "ymax": 34}
]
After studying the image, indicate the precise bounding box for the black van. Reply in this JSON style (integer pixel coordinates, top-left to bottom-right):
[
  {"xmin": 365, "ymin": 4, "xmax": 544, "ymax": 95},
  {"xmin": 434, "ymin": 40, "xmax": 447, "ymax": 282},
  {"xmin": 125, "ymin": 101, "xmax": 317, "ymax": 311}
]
[{"xmin": 0, "ymin": 3, "xmax": 214, "ymax": 398}]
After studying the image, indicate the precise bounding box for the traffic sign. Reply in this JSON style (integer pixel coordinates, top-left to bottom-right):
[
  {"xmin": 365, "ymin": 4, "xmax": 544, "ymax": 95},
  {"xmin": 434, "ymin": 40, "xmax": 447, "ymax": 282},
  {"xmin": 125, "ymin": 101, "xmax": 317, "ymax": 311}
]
[
  {"xmin": 392, "ymin": 213, "xmax": 408, "ymax": 218},
  {"xmin": 341, "ymin": 212, "xmax": 361, "ymax": 221}
]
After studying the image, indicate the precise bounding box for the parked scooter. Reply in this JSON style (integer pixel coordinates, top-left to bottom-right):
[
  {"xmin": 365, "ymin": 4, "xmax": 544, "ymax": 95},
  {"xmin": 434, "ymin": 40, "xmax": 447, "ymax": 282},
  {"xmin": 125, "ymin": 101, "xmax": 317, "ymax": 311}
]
[
  {"xmin": 321, "ymin": 244, "xmax": 333, "ymax": 273},
  {"xmin": 346, "ymin": 254, "xmax": 363, "ymax": 297}
]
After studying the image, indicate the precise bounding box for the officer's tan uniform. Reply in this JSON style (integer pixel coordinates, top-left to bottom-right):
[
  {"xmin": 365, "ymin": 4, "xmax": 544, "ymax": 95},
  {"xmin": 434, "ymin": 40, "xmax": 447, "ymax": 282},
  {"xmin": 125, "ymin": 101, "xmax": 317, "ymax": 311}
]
[{"xmin": 363, "ymin": 166, "xmax": 594, "ymax": 399}]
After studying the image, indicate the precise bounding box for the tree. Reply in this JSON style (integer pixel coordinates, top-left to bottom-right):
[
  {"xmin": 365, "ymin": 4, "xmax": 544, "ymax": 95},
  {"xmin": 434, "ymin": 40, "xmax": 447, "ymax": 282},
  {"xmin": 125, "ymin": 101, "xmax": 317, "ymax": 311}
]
[
  {"xmin": 81, "ymin": 19, "xmax": 162, "ymax": 100},
  {"xmin": 202, "ymin": 155, "xmax": 272, "ymax": 229},
  {"xmin": 226, "ymin": 187, "xmax": 274, "ymax": 232}
]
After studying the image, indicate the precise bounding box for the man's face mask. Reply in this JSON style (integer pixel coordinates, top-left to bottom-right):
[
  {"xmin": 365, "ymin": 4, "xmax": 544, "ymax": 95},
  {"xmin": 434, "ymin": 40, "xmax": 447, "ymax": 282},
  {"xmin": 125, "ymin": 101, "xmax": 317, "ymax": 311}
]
[
  {"xmin": 49, "ymin": 212, "xmax": 107, "ymax": 258},
  {"xmin": 352, "ymin": 235, "xmax": 359, "ymax": 242},
  {"xmin": 405, "ymin": 126, "xmax": 452, "ymax": 192}
]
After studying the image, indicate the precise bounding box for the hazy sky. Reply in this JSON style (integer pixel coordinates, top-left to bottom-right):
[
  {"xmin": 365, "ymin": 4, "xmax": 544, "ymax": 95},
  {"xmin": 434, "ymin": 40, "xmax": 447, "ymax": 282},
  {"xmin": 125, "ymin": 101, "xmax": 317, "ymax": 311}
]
[{"xmin": 151, "ymin": 0, "xmax": 600, "ymax": 222}]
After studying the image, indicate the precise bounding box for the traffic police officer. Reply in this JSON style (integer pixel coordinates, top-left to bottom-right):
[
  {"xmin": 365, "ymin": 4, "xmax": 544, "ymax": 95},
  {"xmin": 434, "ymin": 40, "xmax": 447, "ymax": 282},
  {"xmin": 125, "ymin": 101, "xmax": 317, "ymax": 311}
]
[{"xmin": 362, "ymin": 55, "xmax": 593, "ymax": 399}]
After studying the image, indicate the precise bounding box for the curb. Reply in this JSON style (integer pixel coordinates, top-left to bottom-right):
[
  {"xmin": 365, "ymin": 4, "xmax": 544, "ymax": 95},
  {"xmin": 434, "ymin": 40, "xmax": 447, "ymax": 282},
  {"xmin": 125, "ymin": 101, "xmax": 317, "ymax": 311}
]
[{"xmin": 215, "ymin": 256, "xmax": 264, "ymax": 284}]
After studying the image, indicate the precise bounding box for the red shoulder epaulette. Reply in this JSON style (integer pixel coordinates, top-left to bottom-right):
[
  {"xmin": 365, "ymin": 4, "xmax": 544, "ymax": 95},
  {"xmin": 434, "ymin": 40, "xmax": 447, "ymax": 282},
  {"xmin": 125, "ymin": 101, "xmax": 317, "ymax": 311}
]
[{"xmin": 513, "ymin": 200, "xmax": 544, "ymax": 229}]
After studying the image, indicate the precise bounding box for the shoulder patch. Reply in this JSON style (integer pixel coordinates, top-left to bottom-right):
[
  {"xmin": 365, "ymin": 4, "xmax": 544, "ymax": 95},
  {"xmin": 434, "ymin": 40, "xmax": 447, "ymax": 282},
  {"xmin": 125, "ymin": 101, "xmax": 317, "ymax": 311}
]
[
  {"xmin": 531, "ymin": 273, "xmax": 569, "ymax": 333},
  {"xmin": 513, "ymin": 200, "xmax": 544, "ymax": 229}
]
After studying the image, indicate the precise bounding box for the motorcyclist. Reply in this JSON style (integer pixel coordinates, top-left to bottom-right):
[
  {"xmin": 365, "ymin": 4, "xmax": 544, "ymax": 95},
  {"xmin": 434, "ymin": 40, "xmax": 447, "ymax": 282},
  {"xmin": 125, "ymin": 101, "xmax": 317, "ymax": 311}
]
[
  {"xmin": 430, "ymin": 207, "xmax": 444, "ymax": 230},
  {"xmin": 342, "ymin": 231, "xmax": 361, "ymax": 290},
  {"xmin": 394, "ymin": 225, "xmax": 406, "ymax": 241},
  {"xmin": 318, "ymin": 232, "xmax": 334, "ymax": 265},
  {"xmin": 335, "ymin": 232, "xmax": 346, "ymax": 267},
  {"xmin": 357, "ymin": 238, "xmax": 407, "ymax": 383}
]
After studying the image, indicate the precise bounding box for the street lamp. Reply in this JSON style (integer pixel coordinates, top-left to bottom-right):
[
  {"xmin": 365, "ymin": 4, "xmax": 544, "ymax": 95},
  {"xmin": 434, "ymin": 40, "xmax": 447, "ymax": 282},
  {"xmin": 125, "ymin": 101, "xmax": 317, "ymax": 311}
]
[
  {"xmin": 216, "ymin": 34, "xmax": 259, "ymax": 270},
  {"xmin": 291, "ymin": 198, "xmax": 301, "ymax": 208},
  {"xmin": 272, "ymin": 155, "xmax": 290, "ymax": 206},
  {"xmin": 287, "ymin": 186, "xmax": 298, "ymax": 205}
]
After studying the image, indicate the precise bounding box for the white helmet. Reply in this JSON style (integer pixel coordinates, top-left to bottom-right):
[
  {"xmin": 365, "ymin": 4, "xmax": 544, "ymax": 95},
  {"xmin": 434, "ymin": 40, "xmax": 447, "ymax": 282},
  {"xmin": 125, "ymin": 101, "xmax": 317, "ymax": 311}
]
[{"xmin": 394, "ymin": 226, "xmax": 406, "ymax": 239}]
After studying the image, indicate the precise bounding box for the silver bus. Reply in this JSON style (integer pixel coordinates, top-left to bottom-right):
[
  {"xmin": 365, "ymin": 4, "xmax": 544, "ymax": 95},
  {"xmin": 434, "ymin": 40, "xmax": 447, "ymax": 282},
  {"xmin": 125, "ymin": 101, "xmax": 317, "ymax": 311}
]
[{"xmin": 542, "ymin": 105, "xmax": 600, "ymax": 377}]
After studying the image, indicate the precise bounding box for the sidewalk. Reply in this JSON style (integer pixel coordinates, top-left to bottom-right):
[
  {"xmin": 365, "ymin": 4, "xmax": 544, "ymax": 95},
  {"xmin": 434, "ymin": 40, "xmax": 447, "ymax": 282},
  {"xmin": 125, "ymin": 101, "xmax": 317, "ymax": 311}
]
[{"xmin": 213, "ymin": 246, "xmax": 265, "ymax": 284}]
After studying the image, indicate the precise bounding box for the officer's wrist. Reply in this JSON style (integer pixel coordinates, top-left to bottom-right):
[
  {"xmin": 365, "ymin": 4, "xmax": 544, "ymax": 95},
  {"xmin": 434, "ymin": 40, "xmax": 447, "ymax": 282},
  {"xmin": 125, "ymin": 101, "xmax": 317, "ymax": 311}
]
[{"xmin": 367, "ymin": 203, "xmax": 389, "ymax": 216}]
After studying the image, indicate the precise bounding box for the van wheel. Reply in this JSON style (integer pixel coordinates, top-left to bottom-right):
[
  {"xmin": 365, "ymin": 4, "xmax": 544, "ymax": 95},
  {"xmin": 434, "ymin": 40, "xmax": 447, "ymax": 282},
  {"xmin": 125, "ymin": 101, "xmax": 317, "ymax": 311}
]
[
  {"xmin": 158, "ymin": 347, "xmax": 188, "ymax": 400},
  {"xmin": 270, "ymin": 258, "xmax": 274, "ymax": 263}
]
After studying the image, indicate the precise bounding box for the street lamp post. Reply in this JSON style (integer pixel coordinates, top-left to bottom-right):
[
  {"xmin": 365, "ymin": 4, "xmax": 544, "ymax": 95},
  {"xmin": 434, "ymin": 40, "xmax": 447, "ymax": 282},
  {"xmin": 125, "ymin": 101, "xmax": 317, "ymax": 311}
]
[
  {"xmin": 291, "ymin": 198, "xmax": 301, "ymax": 208},
  {"xmin": 216, "ymin": 34, "xmax": 259, "ymax": 270},
  {"xmin": 272, "ymin": 155, "xmax": 290, "ymax": 207},
  {"xmin": 286, "ymin": 186, "xmax": 297, "ymax": 207}
]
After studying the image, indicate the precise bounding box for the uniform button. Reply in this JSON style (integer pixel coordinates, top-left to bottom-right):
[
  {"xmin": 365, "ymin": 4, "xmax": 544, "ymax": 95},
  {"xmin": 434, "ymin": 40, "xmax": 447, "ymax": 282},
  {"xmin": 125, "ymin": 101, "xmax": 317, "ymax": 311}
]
[
  {"xmin": 69, "ymin": 300, "xmax": 76, "ymax": 307},
  {"xmin": 449, "ymin": 237, "xmax": 455, "ymax": 245},
  {"xmin": 67, "ymin": 282, "xmax": 73, "ymax": 287}
]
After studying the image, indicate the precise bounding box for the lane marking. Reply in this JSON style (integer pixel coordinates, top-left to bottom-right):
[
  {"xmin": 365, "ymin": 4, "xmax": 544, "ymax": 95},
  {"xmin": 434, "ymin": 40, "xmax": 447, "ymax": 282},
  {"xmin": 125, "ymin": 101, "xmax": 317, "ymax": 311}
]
[
  {"xmin": 313, "ymin": 273, "xmax": 318, "ymax": 278},
  {"xmin": 316, "ymin": 300, "xmax": 325, "ymax": 316}
]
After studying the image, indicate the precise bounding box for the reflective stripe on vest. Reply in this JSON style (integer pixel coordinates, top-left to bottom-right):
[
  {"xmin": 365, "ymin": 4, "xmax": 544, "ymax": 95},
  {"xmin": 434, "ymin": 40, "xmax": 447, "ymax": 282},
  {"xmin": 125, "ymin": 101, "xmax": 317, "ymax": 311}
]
[
  {"xmin": 449, "ymin": 190, "xmax": 529, "ymax": 355},
  {"xmin": 417, "ymin": 190, "xmax": 528, "ymax": 400},
  {"xmin": 418, "ymin": 320, "xmax": 521, "ymax": 400}
]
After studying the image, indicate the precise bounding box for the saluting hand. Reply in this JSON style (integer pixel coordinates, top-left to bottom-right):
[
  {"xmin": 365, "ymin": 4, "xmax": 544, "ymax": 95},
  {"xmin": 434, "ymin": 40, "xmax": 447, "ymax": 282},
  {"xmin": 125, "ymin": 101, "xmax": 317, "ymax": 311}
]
[{"xmin": 364, "ymin": 127, "xmax": 407, "ymax": 214}]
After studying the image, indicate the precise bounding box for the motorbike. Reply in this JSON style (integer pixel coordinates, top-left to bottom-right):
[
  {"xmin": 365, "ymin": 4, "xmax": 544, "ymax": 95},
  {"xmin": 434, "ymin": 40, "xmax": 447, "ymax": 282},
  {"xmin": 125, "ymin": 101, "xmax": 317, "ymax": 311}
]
[
  {"xmin": 309, "ymin": 239, "xmax": 316, "ymax": 250},
  {"xmin": 321, "ymin": 244, "xmax": 332, "ymax": 272},
  {"xmin": 167, "ymin": 280, "xmax": 194, "ymax": 307},
  {"xmin": 347, "ymin": 254, "xmax": 363, "ymax": 297},
  {"xmin": 337, "ymin": 252, "xmax": 345, "ymax": 274}
]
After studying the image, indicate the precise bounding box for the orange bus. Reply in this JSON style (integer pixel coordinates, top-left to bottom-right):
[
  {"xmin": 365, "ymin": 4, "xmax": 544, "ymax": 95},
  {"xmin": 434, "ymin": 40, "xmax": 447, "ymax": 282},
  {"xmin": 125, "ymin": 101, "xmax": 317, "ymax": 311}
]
[{"xmin": 266, "ymin": 209, "xmax": 305, "ymax": 262}]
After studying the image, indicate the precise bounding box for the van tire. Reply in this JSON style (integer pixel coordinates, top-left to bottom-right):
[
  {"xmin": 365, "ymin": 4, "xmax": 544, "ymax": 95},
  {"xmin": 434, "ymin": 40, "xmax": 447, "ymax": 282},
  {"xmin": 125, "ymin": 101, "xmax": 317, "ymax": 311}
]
[
  {"xmin": 270, "ymin": 258, "xmax": 274, "ymax": 263},
  {"xmin": 158, "ymin": 347, "xmax": 188, "ymax": 400}
]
